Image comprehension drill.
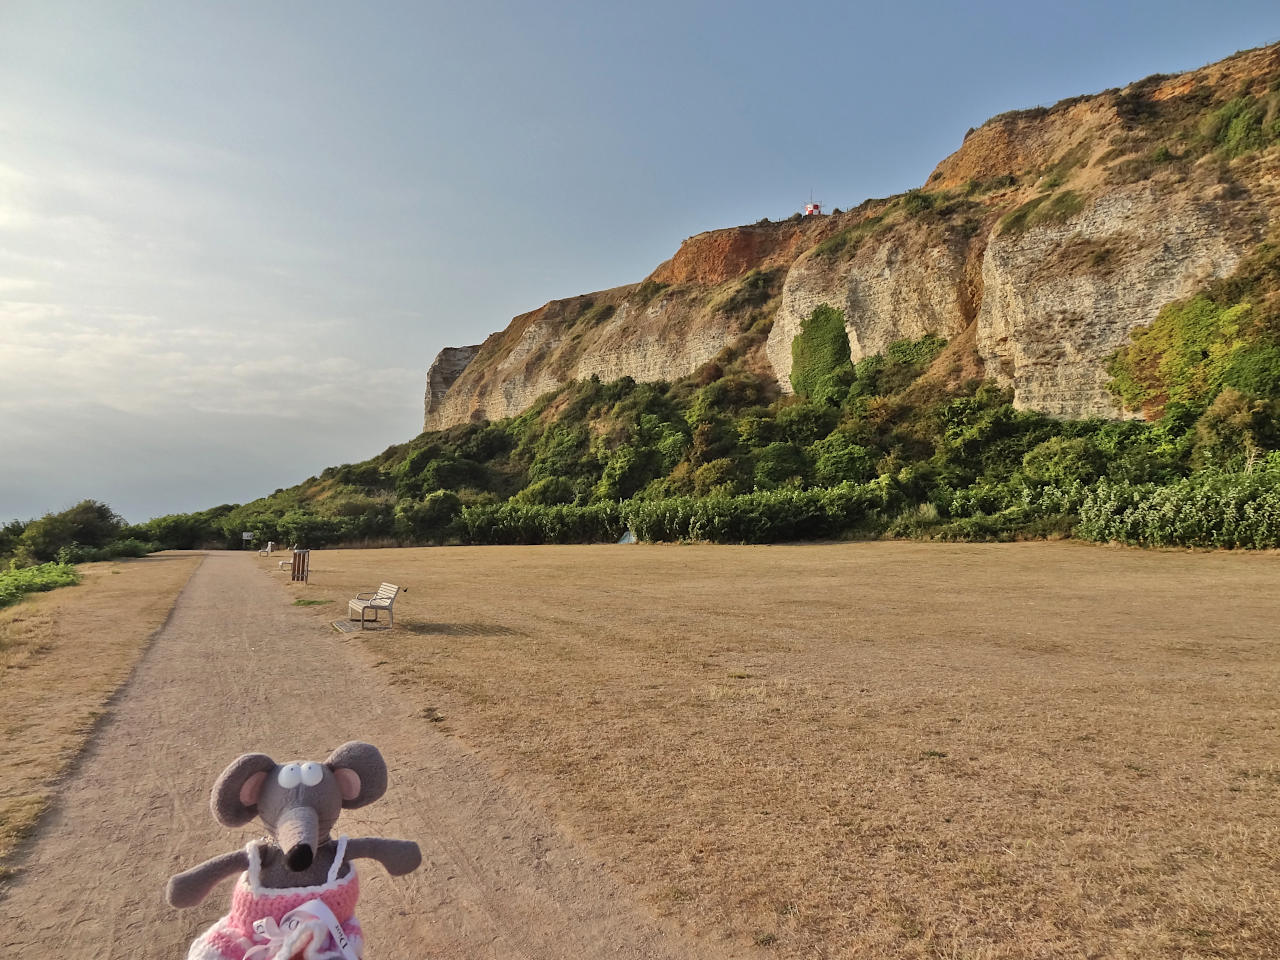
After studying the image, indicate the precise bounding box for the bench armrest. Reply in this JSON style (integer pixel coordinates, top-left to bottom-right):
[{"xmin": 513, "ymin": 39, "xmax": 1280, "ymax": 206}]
[{"xmin": 355, "ymin": 591, "xmax": 377, "ymax": 600}]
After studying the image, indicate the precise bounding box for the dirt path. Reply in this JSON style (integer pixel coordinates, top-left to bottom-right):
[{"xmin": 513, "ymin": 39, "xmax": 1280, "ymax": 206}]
[{"xmin": 0, "ymin": 551, "xmax": 732, "ymax": 959}]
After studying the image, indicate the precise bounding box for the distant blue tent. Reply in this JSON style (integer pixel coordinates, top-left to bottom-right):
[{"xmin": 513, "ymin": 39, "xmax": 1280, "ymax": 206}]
[{"xmin": 618, "ymin": 528, "xmax": 636, "ymax": 544}]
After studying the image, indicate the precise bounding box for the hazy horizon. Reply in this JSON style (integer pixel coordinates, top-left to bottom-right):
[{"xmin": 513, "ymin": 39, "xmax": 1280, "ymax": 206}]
[{"xmin": 3, "ymin": 1, "xmax": 1279, "ymax": 523}]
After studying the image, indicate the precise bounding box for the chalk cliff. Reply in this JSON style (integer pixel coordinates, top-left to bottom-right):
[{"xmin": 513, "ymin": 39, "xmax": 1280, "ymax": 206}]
[{"xmin": 425, "ymin": 42, "xmax": 1280, "ymax": 431}]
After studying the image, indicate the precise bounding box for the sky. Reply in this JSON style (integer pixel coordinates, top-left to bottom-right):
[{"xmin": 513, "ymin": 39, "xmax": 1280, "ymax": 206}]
[{"xmin": 2, "ymin": 1, "xmax": 1279, "ymax": 523}]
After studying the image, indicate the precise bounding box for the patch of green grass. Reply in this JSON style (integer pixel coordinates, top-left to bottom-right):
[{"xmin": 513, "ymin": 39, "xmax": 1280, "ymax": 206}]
[
  {"xmin": 998, "ymin": 195, "xmax": 1048, "ymax": 234},
  {"xmin": 964, "ymin": 174, "xmax": 1017, "ymax": 195},
  {"xmin": 293, "ymin": 598, "xmax": 333, "ymax": 606},
  {"xmin": 575, "ymin": 302, "xmax": 616, "ymax": 328},
  {"xmin": 633, "ymin": 279, "xmax": 669, "ymax": 306},
  {"xmin": 1041, "ymin": 141, "xmax": 1092, "ymax": 186},
  {"xmin": 1201, "ymin": 94, "xmax": 1280, "ymax": 158},
  {"xmin": 721, "ymin": 268, "xmax": 780, "ymax": 313},
  {"xmin": 999, "ymin": 190, "xmax": 1085, "ymax": 235},
  {"xmin": 813, "ymin": 214, "xmax": 887, "ymax": 259},
  {"xmin": 902, "ymin": 189, "xmax": 934, "ymax": 214}
]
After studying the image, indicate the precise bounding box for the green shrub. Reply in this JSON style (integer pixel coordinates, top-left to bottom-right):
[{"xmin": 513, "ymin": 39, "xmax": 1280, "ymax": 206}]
[
  {"xmin": 810, "ymin": 433, "xmax": 877, "ymax": 485},
  {"xmin": 529, "ymin": 426, "xmax": 594, "ymax": 482},
  {"xmin": 134, "ymin": 510, "xmax": 227, "ymax": 549},
  {"xmin": 902, "ymin": 189, "xmax": 935, "ymax": 215},
  {"xmin": 1108, "ymin": 297, "xmax": 1260, "ymax": 414},
  {"xmin": 594, "ymin": 444, "xmax": 663, "ymax": 501},
  {"xmin": 633, "ymin": 279, "xmax": 669, "ymax": 306},
  {"xmin": 1201, "ymin": 95, "xmax": 1278, "ymax": 157},
  {"xmin": 849, "ymin": 335, "xmax": 948, "ymax": 397},
  {"xmin": 692, "ymin": 457, "xmax": 743, "ymax": 496},
  {"xmin": 1191, "ymin": 388, "xmax": 1278, "ymax": 470},
  {"xmin": 1022, "ymin": 436, "xmax": 1107, "ymax": 485},
  {"xmin": 394, "ymin": 490, "xmax": 462, "ymax": 543},
  {"xmin": 16, "ymin": 500, "xmax": 125, "ymax": 562},
  {"xmin": 459, "ymin": 501, "xmax": 626, "ymax": 545},
  {"xmin": 514, "ymin": 476, "xmax": 576, "ymax": 506},
  {"xmin": 775, "ymin": 402, "xmax": 839, "ymax": 445},
  {"xmin": 688, "ymin": 373, "xmax": 772, "ymax": 420},
  {"xmin": 887, "ymin": 334, "xmax": 948, "ymax": 368},
  {"xmin": 722, "ymin": 269, "xmax": 779, "ymax": 312},
  {"xmin": 753, "ymin": 442, "xmax": 808, "ymax": 489},
  {"xmin": 688, "ymin": 417, "xmax": 739, "ymax": 467},
  {"xmin": 809, "ymin": 367, "xmax": 856, "ymax": 407},
  {"xmin": 998, "ymin": 195, "xmax": 1048, "ymax": 234},
  {"xmin": 965, "ymin": 175, "xmax": 1017, "ymax": 196},
  {"xmin": 275, "ymin": 511, "xmax": 346, "ymax": 548},
  {"xmin": 0, "ymin": 561, "xmax": 80, "ymax": 607},
  {"xmin": 1077, "ymin": 464, "xmax": 1280, "ymax": 548},
  {"xmin": 330, "ymin": 462, "xmax": 390, "ymax": 489},
  {"xmin": 624, "ymin": 482, "xmax": 898, "ymax": 544},
  {"xmin": 53, "ymin": 538, "xmax": 160, "ymax": 563},
  {"xmin": 419, "ymin": 457, "xmax": 486, "ymax": 494},
  {"xmin": 737, "ymin": 416, "xmax": 779, "ymax": 448},
  {"xmin": 1109, "ymin": 237, "xmax": 1280, "ymax": 417}
]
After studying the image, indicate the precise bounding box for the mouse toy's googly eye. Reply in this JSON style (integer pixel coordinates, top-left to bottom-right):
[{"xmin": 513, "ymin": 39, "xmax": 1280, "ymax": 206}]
[
  {"xmin": 300, "ymin": 762, "xmax": 324, "ymax": 787},
  {"xmin": 277, "ymin": 763, "xmax": 302, "ymax": 789}
]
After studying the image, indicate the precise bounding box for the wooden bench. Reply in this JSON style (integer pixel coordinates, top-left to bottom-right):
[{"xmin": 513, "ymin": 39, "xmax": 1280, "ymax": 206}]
[
  {"xmin": 349, "ymin": 582, "xmax": 401, "ymax": 629},
  {"xmin": 289, "ymin": 550, "xmax": 310, "ymax": 583}
]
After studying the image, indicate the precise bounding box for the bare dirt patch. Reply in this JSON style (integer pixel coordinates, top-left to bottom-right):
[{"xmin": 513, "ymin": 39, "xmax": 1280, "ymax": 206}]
[
  {"xmin": 279, "ymin": 541, "xmax": 1280, "ymax": 959},
  {"xmin": 0, "ymin": 553, "xmax": 200, "ymax": 872}
]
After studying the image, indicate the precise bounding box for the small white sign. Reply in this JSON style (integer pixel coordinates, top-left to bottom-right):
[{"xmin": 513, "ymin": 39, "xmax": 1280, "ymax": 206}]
[{"xmin": 241, "ymin": 531, "xmax": 254, "ymax": 541}]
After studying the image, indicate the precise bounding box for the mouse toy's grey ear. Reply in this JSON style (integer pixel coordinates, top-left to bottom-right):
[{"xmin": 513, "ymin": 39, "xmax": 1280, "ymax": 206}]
[
  {"xmin": 325, "ymin": 741, "xmax": 388, "ymax": 808},
  {"xmin": 211, "ymin": 753, "xmax": 276, "ymax": 827}
]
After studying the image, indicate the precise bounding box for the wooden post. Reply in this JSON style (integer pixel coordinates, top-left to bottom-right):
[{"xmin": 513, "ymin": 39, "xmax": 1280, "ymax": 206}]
[{"xmin": 291, "ymin": 549, "xmax": 310, "ymax": 583}]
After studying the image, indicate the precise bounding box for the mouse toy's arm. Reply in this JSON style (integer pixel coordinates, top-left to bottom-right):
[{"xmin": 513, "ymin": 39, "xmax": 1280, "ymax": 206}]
[
  {"xmin": 166, "ymin": 849, "xmax": 251, "ymax": 908},
  {"xmin": 345, "ymin": 837, "xmax": 422, "ymax": 876}
]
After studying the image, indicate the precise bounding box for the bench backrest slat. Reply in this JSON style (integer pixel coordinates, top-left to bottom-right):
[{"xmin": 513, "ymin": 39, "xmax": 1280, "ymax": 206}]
[{"xmin": 376, "ymin": 583, "xmax": 399, "ymax": 599}]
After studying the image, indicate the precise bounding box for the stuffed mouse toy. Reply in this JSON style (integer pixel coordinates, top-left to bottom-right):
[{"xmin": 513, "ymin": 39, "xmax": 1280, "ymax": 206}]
[{"xmin": 167, "ymin": 741, "xmax": 421, "ymax": 960}]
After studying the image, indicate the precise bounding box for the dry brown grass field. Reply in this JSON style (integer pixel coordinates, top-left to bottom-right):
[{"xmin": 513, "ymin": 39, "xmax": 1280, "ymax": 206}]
[
  {"xmin": 282, "ymin": 541, "xmax": 1279, "ymax": 958},
  {"xmin": 0, "ymin": 553, "xmax": 200, "ymax": 876}
]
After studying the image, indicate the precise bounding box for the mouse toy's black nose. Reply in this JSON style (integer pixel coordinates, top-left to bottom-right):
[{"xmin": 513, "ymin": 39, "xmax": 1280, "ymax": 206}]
[{"xmin": 286, "ymin": 843, "xmax": 314, "ymax": 872}]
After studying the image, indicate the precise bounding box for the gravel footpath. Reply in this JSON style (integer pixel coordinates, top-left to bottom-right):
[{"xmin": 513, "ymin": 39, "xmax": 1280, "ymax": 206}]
[{"xmin": 0, "ymin": 550, "xmax": 730, "ymax": 960}]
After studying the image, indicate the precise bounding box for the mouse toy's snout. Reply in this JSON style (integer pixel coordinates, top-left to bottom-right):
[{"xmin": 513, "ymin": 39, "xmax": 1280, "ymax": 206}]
[{"xmin": 276, "ymin": 804, "xmax": 320, "ymax": 873}]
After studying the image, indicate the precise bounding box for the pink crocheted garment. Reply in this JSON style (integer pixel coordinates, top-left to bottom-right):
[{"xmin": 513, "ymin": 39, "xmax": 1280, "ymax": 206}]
[{"xmin": 187, "ymin": 837, "xmax": 364, "ymax": 960}]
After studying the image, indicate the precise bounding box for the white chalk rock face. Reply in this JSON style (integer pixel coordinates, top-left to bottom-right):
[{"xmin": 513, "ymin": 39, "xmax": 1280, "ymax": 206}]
[
  {"xmin": 423, "ymin": 284, "xmax": 743, "ymax": 430},
  {"xmin": 976, "ymin": 180, "xmax": 1256, "ymax": 418},
  {"xmin": 767, "ymin": 220, "xmax": 971, "ymax": 393}
]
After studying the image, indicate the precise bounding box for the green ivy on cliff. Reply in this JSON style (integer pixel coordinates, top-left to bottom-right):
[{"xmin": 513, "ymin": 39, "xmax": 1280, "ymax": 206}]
[
  {"xmin": 1107, "ymin": 239, "xmax": 1280, "ymax": 416},
  {"xmin": 789, "ymin": 305, "xmax": 852, "ymax": 399}
]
